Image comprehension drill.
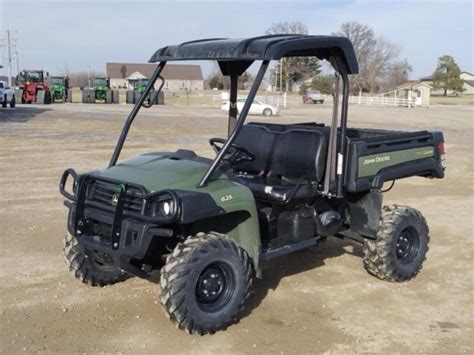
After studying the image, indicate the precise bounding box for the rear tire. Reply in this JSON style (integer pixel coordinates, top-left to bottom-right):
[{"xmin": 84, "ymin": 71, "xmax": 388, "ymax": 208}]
[
  {"xmin": 112, "ymin": 90, "xmax": 119, "ymax": 104},
  {"xmin": 105, "ymin": 90, "xmax": 113, "ymax": 104},
  {"xmin": 2, "ymin": 95, "xmax": 6, "ymax": 108},
  {"xmin": 126, "ymin": 90, "xmax": 134, "ymax": 104},
  {"xmin": 160, "ymin": 232, "xmax": 253, "ymax": 335},
  {"xmin": 363, "ymin": 205, "xmax": 429, "ymax": 282},
  {"xmin": 263, "ymin": 108, "xmax": 272, "ymax": 117},
  {"xmin": 10, "ymin": 95, "xmax": 15, "ymax": 108},
  {"xmin": 36, "ymin": 90, "xmax": 45, "ymax": 104},
  {"xmin": 63, "ymin": 233, "xmax": 128, "ymax": 287}
]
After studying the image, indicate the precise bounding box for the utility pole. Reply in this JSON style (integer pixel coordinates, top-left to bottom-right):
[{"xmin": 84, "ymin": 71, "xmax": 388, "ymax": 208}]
[
  {"xmin": 15, "ymin": 49, "xmax": 20, "ymax": 74},
  {"xmin": 6, "ymin": 29, "xmax": 13, "ymax": 87},
  {"xmin": 279, "ymin": 59, "xmax": 283, "ymax": 93}
]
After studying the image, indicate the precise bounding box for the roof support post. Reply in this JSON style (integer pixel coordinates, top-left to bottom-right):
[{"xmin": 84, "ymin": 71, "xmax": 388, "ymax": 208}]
[
  {"xmin": 109, "ymin": 61, "xmax": 166, "ymax": 167},
  {"xmin": 323, "ymin": 73, "xmax": 340, "ymax": 196},
  {"xmin": 198, "ymin": 60, "xmax": 270, "ymax": 187},
  {"xmin": 228, "ymin": 74, "xmax": 238, "ymax": 137},
  {"xmin": 336, "ymin": 70, "xmax": 350, "ymax": 198}
]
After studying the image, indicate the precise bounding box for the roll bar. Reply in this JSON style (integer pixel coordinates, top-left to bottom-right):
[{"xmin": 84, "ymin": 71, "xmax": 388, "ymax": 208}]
[{"xmin": 108, "ymin": 57, "xmax": 351, "ymax": 197}]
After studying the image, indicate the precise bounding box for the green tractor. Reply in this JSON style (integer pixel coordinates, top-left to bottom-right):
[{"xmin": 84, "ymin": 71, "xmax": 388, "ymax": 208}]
[
  {"xmin": 50, "ymin": 76, "xmax": 71, "ymax": 103},
  {"xmin": 126, "ymin": 78, "xmax": 164, "ymax": 105},
  {"xmin": 82, "ymin": 77, "xmax": 119, "ymax": 104}
]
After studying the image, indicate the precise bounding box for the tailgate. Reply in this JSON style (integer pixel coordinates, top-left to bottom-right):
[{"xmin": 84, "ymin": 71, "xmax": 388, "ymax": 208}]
[{"xmin": 345, "ymin": 130, "xmax": 445, "ymax": 192}]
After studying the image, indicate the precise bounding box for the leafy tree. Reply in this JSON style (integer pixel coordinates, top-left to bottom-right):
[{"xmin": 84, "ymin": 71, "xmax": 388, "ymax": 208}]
[
  {"xmin": 266, "ymin": 21, "xmax": 321, "ymax": 92},
  {"xmin": 432, "ymin": 55, "xmax": 465, "ymax": 96},
  {"xmin": 311, "ymin": 75, "xmax": 334, "ymax": 94}
]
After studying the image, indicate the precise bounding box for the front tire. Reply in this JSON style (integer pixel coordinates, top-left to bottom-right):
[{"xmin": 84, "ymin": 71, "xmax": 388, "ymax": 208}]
[
  {"xmin": 63, "ymin": 233, "xmax": 127, "ymax": 287},
  {"xmin": 160, "ymin": 232, "xmax": 254, "ymax": 335},
  {"xmin": 363, "ymin": 205, "xmax": 429, "ymax": 282},
  {"xmin": 2, "ymin": 95, "xmax": 6, "ymax": 108}
]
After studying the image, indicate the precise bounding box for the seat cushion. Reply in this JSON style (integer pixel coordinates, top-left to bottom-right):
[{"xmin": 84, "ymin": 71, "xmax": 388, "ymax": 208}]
[{"xmin": 235, "ymin": 175, "xmax": 314, "ymax": 203}]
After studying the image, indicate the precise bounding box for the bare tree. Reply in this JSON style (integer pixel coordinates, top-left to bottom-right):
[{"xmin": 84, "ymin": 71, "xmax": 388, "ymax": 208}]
[
  {"xmin": 266, "ymin": 21, "xmax": 321, "ymax": 92},
  {"xmin": 384, "ymin": 59, "xmax": 412, "ymax": 91},
  {"xmin": 334, "ymin": 21, "xmax": 409, "ymax": 93}
]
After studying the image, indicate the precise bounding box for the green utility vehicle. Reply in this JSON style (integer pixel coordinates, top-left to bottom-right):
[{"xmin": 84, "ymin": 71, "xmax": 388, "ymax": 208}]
[
  {"xmin": 82, "ymin": 77, "xmax": 119, "ymax": 104},
  {"xmin": 126, "ymin": 78, "xmax": 164, "ymax": 105},
  {"xmin": 60, "ymin": 35, "xmax": 446, "ymax": 335},
  {"xmin": 50, "ymin": 76, "xmax": 70, "ymax": 103}
]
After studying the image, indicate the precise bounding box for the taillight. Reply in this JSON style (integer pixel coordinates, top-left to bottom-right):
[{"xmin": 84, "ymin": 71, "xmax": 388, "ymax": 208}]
[{"xmin": 438, "ymin": 142, "xmax": 446, "ymax": 155}]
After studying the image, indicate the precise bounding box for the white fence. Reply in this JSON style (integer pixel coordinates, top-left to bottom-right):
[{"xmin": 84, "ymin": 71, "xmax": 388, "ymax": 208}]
[{"xmin": 324, "ymin": 94, "xmax": 415, "ymax": 108}]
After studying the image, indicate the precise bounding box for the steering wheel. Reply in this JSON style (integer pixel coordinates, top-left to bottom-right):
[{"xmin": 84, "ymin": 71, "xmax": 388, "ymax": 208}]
[{"xmin": 209, "ymin": 138, "xmax": 256, "ymax": 164}]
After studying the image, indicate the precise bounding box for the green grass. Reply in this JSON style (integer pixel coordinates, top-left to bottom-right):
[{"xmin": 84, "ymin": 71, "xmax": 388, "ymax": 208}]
[{"xmin": 430, "ymin": 95, "xmax": 474, "ymax": 106}]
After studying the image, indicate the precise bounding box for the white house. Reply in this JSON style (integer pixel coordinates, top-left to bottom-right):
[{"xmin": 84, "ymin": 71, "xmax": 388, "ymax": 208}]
[{"xmin": 106, "ymin": 63, "xmax": 204, "ymax": 92}]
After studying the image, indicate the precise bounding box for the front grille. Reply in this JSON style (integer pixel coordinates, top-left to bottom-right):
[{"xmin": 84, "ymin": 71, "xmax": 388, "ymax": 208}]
[{"xmin": 88, "ymin": 181, "xmax": 145, "ymax": 214}]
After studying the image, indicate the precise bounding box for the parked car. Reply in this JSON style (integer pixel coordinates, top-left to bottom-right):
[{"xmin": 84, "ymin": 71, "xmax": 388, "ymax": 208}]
[
  {"xmin": 0, "ymin": 81, "xmax": 15, "ymax": 108},
  {"xmin": 303, "ymin": 90, "xmax": 324, "ymax": 104},
  {"xmin": 221, "ymin": 98, "xmax": 279, "ymax": 116}
]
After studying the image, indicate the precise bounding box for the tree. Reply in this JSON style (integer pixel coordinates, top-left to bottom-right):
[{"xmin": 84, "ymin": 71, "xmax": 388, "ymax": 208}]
[
  {"xmin": 311, "ymin": 75, "xmax": 334, "ymax": 94},
  {"xmin": 384, "ymin": 60, "xmax": 412, "ymax": 91},
  {"xmin": 432, "ymin": 55, "xmax": 465, "ymax": 96},
  {"xmin": 333, "ymin": 21, "xmax": 409, "ymax": 93},
  {"xmin": 266, "ymin": 21, "xmax": 321, "ymax": 92}
]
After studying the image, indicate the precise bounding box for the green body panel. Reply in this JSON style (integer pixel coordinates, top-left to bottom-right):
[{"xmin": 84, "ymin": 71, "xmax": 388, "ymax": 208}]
[
  {"xmin": 92, "ymin": 78, "xmax": 108, "ymax": 101},
  {"xmin": 50, "ymin": 77, "xmax": 65, "ymax": 101},
  {"xmin": 93, "ymin": 154, "xmax": 261, "ymax": 263},
  {"xmin": 358, "ymin": 146, "xmax": 434, "ymax": 178}
]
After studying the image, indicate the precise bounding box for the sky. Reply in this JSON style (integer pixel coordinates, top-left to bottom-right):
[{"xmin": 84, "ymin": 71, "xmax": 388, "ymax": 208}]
[{"xmin": 1, "ymin": 0, "xmax": 473, "ymax": 80}]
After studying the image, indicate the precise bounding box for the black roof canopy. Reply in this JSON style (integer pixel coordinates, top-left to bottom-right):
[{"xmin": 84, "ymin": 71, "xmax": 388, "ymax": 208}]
[{"xmin": 149, "ymin": 35, "xmax": 359, "ymax": 74}]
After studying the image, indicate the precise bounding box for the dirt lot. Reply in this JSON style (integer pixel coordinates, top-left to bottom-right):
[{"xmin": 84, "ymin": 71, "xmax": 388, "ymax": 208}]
[{"xmin": 0, "ymin": 101, "xmax": 472, "ymax": 354}]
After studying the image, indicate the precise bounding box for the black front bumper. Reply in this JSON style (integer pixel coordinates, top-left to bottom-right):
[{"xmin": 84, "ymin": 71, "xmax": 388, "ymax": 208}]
[{"xmin": 61, "ymin": 170, "xmax": 177, "ymax": 278}]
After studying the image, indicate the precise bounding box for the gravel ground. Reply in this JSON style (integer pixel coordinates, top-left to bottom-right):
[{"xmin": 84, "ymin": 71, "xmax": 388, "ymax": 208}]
[{"xmin": 0, "ymin": 102, "xmax": 472, "ymax": 354}]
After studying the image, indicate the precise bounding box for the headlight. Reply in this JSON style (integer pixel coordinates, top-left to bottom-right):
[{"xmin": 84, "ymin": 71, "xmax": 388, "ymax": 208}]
[
  {"xmin": 159, "ymin": 201, "xmax": 172, "ymax": 216},
  {"xmin": 146, "ymin": 190, "xmax": 180, "ymax": 222}
]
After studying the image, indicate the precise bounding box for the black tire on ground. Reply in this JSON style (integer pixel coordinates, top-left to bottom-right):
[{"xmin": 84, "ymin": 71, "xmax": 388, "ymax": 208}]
[
  {"xmin": 44, "ymin": 91, "xmax": 52, "ymax": 105},
  {"xmin": 263, "ymin": 108, "xmax": 272, "ymax": 117},
  {"xmin": 2, "ymin": 95, "xmax": 7, "ymax": 108},
  {"xmin": 82, "ymin": 89, "xmax": 89, "ymax": 103},
  {"xmin": 126, "ymin": 90, "xmax": 134, "ymax": 104},
  {"xmin": 36, "ymin": 90, "xmax": 45, "ymax": 104},
  {"xmin": 63, "ymin": 233, "xmax": 128, "ymax": 287},
  {"xmin": 319, "ymin": 100, "xmax": 324, "ymax": 104},
  {"xmin": 160, "ymin": 232, "xmax": 254, "ymax": 335},
  {"xmin": 363, "ymin": 204, "xmax": 429, "ymax": 282},
  {"xmin": 112, "ymin": 90, "xmax": 119, "ymax": 104},
  {"xmin": 134, "ymin": 91, "xmax": 142, "ymax": 104},
  {"xmin": 105, "ymin": 90, "xmax": 113, "ymax": 104},
  {"xmin": 88, "ymin": 89, "xmax": 96, "ymax": 103},
  {"xmin": 10, "ymin": 95, "xmax": 15, "ymax": 108}
]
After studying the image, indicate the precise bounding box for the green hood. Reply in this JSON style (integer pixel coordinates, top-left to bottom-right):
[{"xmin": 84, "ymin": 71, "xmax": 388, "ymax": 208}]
[{"xmin": 93, "ymin": 153, "xmax": 227, "ymax": 192}]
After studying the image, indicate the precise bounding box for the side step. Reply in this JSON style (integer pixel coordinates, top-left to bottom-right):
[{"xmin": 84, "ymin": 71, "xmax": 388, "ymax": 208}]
[{"xmin": 261, "ymin": 237, "xmax": 320, "ymax": 262}]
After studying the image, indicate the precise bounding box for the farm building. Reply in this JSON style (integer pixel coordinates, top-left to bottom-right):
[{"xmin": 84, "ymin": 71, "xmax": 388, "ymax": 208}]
[
  {"xmin": 106, "ymin": 63, "xmax": 204, "ymax": 92},
  {"xmin": 420, "ymin": 71, "xmax": 474, "ymax": 95}
]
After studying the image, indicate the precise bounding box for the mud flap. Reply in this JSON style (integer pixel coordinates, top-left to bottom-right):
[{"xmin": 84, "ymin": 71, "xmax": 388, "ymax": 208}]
[{"xmin": 348, "ymin": 190, "xmax": 382, "ymax": 238}]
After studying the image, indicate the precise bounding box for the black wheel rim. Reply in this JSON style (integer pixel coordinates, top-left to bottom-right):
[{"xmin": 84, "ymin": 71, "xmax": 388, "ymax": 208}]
[
  {"xmin": 396, "ymin": 227, "xmax": 420, "ymax": 264},
  {"xmin": 195, "ymin": 262, "xmax": 235, "ymax": 313}
]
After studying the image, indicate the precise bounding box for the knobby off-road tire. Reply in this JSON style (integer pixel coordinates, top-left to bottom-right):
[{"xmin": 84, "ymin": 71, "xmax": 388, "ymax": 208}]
[
  {"xmin": 363, "ymin": 204, "xmax": 429, "ymax": 282},
  {"xmin": 160, "ymin": 232, "xmax": 254, "ymax": 335},
  {"xmin": 63, "ymin": 233, "xmax": 127, "ymax": 287}
]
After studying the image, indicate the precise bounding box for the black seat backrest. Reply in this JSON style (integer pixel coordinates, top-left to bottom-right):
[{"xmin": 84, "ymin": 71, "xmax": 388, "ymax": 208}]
[
  {"xmin": 233, "ymin": 124, "xmax": 328, "ymax": 182},
  {"xmin": 271, "ymin": 129, "xmax": 327, "ymax": 182}
]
